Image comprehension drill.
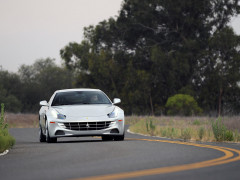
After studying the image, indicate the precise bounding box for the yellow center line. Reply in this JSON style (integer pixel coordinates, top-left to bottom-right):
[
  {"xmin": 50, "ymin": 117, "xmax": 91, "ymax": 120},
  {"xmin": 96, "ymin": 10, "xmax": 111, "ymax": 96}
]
[
  {"xmin": 71, "ymin": 138, "xmax": 240, "ymax": 180},
  {"xmin": 130, "ymin": 138, "xmax": 233, "ymax": 164},
  {"xmin": 215, "ymin": 146, "xmax": 240, "ymax": 164}
]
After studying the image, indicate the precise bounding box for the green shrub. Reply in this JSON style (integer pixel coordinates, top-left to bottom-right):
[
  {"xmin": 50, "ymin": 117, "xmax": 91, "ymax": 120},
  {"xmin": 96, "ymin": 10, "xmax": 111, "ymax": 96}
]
[
  {"xmin": 165, "ymin": 94, "xmax": 202, "ymax": 116},
  {"xmin": 212, "ymin": 118, "xmax": 225, "ymax": 141},
  {"xmin": 0, "ymin": 135, "xmax": 15, "ymax": 152},
  {"xmin": 212, "ymin": 118, "xmax": 234, "ymax": 141},
  {"xmin": 0, "ymin": 103, "xmax": 15, "ymax": 153},
  {"xmin": 198, "ymin": 127, "xmax": 205, "ymax": 140},
  {"xmin": 225, "ymin": 130, "xmax": 234, "ymax": 141},
  {"xmin": 0, "ymin": 135, "xmax": 8, "ymax": 152}
]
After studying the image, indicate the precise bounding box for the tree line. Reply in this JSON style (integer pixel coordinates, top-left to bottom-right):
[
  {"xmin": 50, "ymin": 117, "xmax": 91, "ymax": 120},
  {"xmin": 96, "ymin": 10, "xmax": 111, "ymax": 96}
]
[
  {"xmin": 0, "ymin": 58, "xmax": 72, "ymax": 112},
  {"xmin": 1, "ymin": 0, "xmax": 240, "ymax": 116}
]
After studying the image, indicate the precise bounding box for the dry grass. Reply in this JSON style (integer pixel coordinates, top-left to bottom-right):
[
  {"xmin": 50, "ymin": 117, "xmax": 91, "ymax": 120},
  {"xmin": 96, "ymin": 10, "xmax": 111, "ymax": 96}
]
[
  {"xmin": 3, "ymin": 113, "xmax": 240, "ymax": 142},
  {"xmin": 4, "ymin": 113, "xmax": 38, "ymax": 128},
  {"xmin": 125, "ymin": 116, "xmax": 240, "ymax": 142},
  {"xmin": 222, "ymin": 116, "xmax": 240, "ymax": 131}
]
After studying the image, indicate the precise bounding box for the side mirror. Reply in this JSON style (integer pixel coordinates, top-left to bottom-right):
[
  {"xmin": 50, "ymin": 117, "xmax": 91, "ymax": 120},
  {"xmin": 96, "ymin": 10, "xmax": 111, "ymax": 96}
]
[
  {"xmin": 40, "ymin": 100, "xmax": 48, "ymax": 106},
  {"xmin": 113, "ymin": 98, "xmax": 121, "ymax": 105}
]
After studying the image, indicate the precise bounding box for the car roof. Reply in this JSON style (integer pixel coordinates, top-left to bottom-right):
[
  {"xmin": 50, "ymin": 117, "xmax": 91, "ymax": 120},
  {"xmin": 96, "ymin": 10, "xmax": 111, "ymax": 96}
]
[{"xmin": 55, "ymin": 88, "xmax": 101, "ymax": 93}]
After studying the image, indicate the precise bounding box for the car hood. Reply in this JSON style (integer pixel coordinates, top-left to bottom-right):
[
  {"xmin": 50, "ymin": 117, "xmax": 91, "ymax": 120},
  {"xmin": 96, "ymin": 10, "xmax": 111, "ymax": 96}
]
[{"xmin": 52, "ymin": 104, "xmax": 114, "ymax": 117}]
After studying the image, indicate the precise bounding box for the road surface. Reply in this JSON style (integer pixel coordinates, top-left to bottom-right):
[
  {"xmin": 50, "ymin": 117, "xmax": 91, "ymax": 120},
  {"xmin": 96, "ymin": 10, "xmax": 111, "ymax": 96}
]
[{"xmin": 1, "ymin": 128, "xmax": 240, "ymax": 180}]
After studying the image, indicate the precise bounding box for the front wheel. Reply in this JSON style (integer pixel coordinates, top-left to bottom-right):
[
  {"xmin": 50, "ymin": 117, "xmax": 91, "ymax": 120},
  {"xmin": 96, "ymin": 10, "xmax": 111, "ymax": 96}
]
[
  {"xmin": 102, "ymin": 135, "xmax": 114, "ymax": 141},
  {"xmin": 39, "ymin": 126, "xmax": 46, "ymax": 142},
  {"xmin": 114, "ymin": 134, "xmax": 125, "ymax": 141},
  {"xmin": 46, "ymin": 123, "xmax": 57, "ymax": 143}
]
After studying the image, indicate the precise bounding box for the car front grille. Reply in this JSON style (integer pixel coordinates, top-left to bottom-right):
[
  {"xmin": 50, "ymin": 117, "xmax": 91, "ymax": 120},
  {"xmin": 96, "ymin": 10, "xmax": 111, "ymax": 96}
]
[{"xmin": 58, "ymin": 121, "xmax": 113, "ymax": 131}]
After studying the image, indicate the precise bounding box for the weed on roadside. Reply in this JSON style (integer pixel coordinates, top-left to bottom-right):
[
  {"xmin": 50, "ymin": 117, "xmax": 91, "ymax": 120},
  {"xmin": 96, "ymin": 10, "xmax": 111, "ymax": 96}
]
[
  {"xmin": 0, "ymin": 103, "xmax": 15, "ymax": 153},
  {"xmin": 193, "ymin": 119, "xmax": 201, "ymax": 125},
  {"xmin": 198, "ymin": 126, "xmax": 205, "ymax": 140},
  {"xmin": 212, "ymin": 118, "xmax": 234, "ymax": 141},
  {"xmin": 181, "ymin": 128, "xmax": 191, "ymax": 141}
]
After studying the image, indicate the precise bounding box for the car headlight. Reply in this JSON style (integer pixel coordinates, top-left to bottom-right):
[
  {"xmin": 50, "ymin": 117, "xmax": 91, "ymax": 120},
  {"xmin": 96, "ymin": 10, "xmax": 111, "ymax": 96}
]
[
  {"xmin": 50, "ymin": 109, "xmax": 66, "ymax": 119},
  {"xmin": 108, "ymin": 108, "xmax": 118, "ymax": 118},
  {"xmin": 57, "ymin": 114, "xmax": 66, "ymax": 119}
]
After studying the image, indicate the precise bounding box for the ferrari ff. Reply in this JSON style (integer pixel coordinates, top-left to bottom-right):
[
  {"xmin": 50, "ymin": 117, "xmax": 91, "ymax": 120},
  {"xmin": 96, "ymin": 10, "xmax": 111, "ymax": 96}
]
[{"xmin": 39, "ymin": 89, "xmax": 125, "ymax": 143}]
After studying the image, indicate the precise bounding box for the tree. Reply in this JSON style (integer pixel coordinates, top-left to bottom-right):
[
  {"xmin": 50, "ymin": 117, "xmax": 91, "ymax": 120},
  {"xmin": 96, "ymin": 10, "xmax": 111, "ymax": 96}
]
[
  {"xmin": 60, "ymin": 0, "xmax": 240, "ymax": 115},
  {"xmin": 196, "ymin": 27, "xmax": 240, "ymax": 116},
  {"xmin": 18, "ymin": 58, "xmax": 73, "ymax": 112},
  {"xmin": 0, "ymin": 70, "xmax": 22, "ymax": 112}
]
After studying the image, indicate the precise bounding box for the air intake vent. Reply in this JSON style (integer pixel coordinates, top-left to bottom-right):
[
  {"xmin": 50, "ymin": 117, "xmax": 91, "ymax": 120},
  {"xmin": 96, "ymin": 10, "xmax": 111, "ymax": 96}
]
[{"xmin": 59, "ymin": 121, "xmax": 112, "ymax": 131}]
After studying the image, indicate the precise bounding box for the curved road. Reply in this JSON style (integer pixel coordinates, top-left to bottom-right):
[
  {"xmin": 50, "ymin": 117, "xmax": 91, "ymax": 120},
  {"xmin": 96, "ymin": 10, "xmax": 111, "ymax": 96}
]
[{"xmin": 1, "ymin": 127, "xmax": 240, "ymax": 180}]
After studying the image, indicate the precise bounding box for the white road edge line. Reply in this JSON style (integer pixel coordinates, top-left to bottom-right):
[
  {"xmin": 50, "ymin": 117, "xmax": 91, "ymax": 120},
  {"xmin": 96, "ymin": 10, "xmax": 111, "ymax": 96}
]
[
  {"xmin": 127, "ymin": 128, "xmax": 240, "ymax": 144},
  {"xmin": 0, "ymin": 149, "xmax": 9, "ymax": 156},
  {"xmin": 127, "ymin": 129, "xmax": 172, "ymax": 140}
]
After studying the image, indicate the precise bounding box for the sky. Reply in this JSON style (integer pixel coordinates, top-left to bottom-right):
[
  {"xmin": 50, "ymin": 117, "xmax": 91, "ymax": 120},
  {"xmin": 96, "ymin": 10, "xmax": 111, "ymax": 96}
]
[
  {"xmin": 0, "ymin": 0, "xmax": 240, "ymax": 73},
  {"xmin": 0, "ymin": 0, "xmax": 123, "ymax": 72}
]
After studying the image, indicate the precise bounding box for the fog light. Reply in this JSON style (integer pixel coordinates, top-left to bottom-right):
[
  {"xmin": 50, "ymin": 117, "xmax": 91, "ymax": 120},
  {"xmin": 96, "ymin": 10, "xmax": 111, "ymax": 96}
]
[
  {"xmin": 55, "ymin": 130, "xmax": 65, "ymax": 135},
  {"xmin": 110, "ymin": 129, "xmax": 119, "ymax": 134}
]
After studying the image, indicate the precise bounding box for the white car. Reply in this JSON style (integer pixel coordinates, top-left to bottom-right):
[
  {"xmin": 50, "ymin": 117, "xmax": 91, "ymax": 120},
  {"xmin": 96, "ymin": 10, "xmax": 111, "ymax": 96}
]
[{"xmin": 39, "ymin": 89, "xmax": 125, "ymax": 143}]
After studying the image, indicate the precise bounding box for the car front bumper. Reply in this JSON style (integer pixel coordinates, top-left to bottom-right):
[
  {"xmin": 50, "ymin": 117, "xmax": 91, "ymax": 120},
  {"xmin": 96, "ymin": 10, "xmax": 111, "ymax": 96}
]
[{"xmin": 47, "ymin": 117, "xmax": 125, "ymax": 138}]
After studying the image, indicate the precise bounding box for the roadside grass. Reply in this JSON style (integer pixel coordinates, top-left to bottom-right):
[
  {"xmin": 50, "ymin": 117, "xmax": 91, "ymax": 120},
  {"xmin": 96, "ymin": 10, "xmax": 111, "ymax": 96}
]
[
  {"xmin": 5, "ymin": 113, "xmax": 38, "ymax": 128},
  {"xmin": 3, "ymin": 113, "xmax": 240, "ymax": 143},
  {"xmin": 0, "ymin": 104, "xmax": 15, "ymax": 153},
  {"xmin": 125, "ymin": 116, "xmax": 240, "ymax": 142}
]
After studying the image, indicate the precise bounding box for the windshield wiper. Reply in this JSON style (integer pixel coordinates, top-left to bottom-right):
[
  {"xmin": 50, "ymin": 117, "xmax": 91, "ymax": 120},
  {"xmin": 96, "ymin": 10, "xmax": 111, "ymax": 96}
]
[{"xmin": 52, "ymin": 104, "xmax": 68, "ymax": 106}]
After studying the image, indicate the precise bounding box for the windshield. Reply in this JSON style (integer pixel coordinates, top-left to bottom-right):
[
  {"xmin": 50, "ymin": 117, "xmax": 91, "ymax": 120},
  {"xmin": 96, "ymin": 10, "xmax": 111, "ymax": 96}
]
[{"xmin": 51, "ymin": 91, "xmax": 111, "ymax": 106}]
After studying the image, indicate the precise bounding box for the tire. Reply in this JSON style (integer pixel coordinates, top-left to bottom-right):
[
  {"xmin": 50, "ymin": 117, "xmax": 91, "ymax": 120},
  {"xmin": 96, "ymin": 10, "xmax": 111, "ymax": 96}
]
[
  {"xmin": 46, "ymin": 122, "xmax": 57, "ymax": 143},
  {"xmin": 39, "ymin": 126, "xmax": 46, "ymax": 142},
  {"xmin": 114, "ymin": 134, "xmax": 125, "ymax": 141},
  {"xmin": 102, "ymin": 135, "xmax": 114, "ymax": 141}
]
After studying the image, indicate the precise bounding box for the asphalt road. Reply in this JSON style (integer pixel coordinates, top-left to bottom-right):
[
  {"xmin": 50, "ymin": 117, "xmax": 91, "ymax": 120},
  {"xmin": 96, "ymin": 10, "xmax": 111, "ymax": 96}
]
[{"xmin": 1, "ymin": 127, "xmax": 240, "ymax": 180}]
